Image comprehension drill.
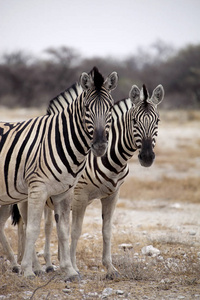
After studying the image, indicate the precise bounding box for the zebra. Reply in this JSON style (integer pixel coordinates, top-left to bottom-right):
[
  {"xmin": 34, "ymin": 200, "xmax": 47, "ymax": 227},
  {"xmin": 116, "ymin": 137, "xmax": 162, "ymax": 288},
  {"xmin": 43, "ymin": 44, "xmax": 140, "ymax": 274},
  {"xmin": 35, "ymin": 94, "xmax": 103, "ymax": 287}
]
[
  {"xmin": 0, "ymin": 66, "xmax": 118, "ymax": 280},
  {"xmin": 13, "ymin": 82, "xmax": 164, "ymax": 279},
  {"xmin": 70, "ymin": 83, "xmax": 164, "ymax": 278}
]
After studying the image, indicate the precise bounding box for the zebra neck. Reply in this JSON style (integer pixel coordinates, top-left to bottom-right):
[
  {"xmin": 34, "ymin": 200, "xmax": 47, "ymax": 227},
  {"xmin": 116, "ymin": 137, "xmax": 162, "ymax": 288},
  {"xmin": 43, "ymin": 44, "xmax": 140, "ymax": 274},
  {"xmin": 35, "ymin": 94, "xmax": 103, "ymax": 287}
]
[
  {"xmin": 60, "ymin": 98, "xmax": 92, "ymax": 156},
  {"xmin": 110, "ymin": 100, "xmax": 137, "ymax": 162},
  {"xmin": 125, "ymin": 110, "xmax": 138, "ymax": 153}
]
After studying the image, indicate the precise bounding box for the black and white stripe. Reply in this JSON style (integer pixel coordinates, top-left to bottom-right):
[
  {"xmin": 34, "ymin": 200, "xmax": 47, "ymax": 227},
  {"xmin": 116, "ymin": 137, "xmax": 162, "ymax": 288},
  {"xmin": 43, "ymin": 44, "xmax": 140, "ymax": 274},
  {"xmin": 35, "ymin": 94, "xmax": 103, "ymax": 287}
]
[{"xmin": 0, "ymin": 67, "xmax": 118, "ymax": 279}]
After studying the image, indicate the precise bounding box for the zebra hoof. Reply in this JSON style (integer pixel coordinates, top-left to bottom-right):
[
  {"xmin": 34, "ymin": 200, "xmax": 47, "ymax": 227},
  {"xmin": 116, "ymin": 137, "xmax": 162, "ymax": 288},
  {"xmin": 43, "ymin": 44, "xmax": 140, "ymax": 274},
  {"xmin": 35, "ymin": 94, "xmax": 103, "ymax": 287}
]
[
  {"xmin": 64, "ymin": 273, "xmax": 81, "ymax": 283},
  {"xmin": 105, "ymin": 271, "xmax": 120, "ymax": 280},
  {"xmin": 46, "ymin": 266, "xmax": 55, "ymax": 273},
  {"xmin": 34, "ymin": 269, "xmax": 45, "ymax": 276},
  {"xmin": 26, "ymin": 274, "xmax": 36, "ymax": 280},
  {"xmin": 12, "ymin": 266, "xmax": 20, "ymax": 273}
]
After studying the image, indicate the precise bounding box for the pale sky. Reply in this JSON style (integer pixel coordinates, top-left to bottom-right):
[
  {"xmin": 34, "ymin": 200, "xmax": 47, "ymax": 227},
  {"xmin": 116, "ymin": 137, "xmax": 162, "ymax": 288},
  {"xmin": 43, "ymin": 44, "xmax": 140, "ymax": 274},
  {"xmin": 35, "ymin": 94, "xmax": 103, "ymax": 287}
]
[{"xmin": 0, "ymin": 0, "xmax": 200, "ymax": 58}]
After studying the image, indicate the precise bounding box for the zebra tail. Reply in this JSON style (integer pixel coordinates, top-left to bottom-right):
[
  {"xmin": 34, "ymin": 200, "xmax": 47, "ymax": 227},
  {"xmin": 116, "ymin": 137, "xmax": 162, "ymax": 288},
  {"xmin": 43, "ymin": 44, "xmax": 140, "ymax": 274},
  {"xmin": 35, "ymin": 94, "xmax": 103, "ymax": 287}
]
[{"xmin": 11, "ymin": 204, "xmax": 21, "ymax": 226}]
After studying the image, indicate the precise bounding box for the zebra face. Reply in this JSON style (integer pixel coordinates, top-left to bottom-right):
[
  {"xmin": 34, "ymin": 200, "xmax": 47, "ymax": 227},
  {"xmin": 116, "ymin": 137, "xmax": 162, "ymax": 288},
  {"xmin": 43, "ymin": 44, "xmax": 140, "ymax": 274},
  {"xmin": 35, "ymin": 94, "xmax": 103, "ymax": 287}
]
[
  {"xmin": 129, "ymin": 84, "xmax": 164, "ymax": 167},
  {"xmin": 84, "ymin": 96, "xmax": 113, "ymax": 156},
  {"xmin": 80, "ymin": 67, "xmax": 118, "ymax": 157},
  {"xmin": 133, "ymin": 112, "xmax": 159, "ymax": 167}
]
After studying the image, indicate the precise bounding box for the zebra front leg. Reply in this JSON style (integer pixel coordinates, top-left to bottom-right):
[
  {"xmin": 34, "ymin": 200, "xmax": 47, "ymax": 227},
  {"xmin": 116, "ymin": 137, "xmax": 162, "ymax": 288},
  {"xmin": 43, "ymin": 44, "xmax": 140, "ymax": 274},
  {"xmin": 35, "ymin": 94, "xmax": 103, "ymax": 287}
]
[
  {"xmin": 18, "ymin": 201, "xmax": 44, "ymax": 275},
  {"xmin": 21, "ymin": 188, "xmax": 47, "ymax": 278},
  {"xmin": 101, "ymin": 190, "xmax": 120, "ymax": 279},
  {"xmin": 52, "ymin": 191, "xmax": 79, "ymax": 281},
  {"xmin": 0, "ymin": 205, "xmax": 20, "ymax": 273},
  {"xmin": 44, "ymin": 205, "xmax": 54, "ymax": 273},
  {"xmin": 70, "ymin": 197, "xmax": 88, "ymax": 273}
]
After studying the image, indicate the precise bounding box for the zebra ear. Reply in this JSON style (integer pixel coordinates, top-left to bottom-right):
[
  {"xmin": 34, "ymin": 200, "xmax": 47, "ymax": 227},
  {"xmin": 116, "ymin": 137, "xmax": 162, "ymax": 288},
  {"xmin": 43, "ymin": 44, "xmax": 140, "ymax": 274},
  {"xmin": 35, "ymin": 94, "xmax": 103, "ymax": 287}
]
[
  {"xmin": 103, "ymin": 72, "xmax": 118, "ymax": 91},
  {"xmin": 151, "ymin": 84, "xmax": 164, "ymax": 106},
  {"xmin": 80, "ymin": 72, "xmax": 94, "ymax": 90},
  {"xmin": 129, "ymin": 85, "xmax": 140, "ymax": 106}
]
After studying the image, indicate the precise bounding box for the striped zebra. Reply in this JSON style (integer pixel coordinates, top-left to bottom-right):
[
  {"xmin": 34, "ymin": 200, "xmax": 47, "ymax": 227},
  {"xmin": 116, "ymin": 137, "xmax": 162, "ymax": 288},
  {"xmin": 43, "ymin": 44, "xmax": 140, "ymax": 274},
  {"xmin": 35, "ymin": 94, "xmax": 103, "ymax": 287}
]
[
  {"xmin": 70, "ymin": 83, "xmax": 164, "ymax": 278},
  {"xmin": 0, "ymin": 67, "xmax": 118, "ymax": 280},
  {"xmin": 16, "ymin": 82, "xmax": 164, "ymax": 279}
]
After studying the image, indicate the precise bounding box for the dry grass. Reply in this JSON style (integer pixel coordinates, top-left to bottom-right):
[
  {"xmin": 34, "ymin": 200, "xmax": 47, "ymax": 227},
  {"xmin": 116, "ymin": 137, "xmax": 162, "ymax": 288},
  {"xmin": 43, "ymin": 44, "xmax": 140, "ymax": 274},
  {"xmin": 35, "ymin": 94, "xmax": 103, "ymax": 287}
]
[
  {"xmin": 120, "ymin": 176, "xmax": 200, "ymax": 203},
  {"xmin": 1, "ymin": 230, "xmax": 200, "ymax": 300},
  {"xmin": 159, "ymin": 109, "xmax": 200, "ymax": 123}
]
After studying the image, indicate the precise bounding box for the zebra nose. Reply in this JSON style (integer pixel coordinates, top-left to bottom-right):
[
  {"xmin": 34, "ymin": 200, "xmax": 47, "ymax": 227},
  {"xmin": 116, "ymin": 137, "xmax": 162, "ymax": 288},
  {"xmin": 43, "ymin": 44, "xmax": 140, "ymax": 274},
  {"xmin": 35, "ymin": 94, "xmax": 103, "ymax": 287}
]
[
  {"xmin": 138, "ymin": 151, "xmax": 155, "ymax": 167},
  {"xmin": 91, "ymin": 127, "xmax": 108, "ymax": 157},
  {"xmin": 138, "ymin": 138, "xmax": 155, "ymax": 167},
  {"xmin": 92, "ymin": 141, "xmax": 108, "ymax": 157}
]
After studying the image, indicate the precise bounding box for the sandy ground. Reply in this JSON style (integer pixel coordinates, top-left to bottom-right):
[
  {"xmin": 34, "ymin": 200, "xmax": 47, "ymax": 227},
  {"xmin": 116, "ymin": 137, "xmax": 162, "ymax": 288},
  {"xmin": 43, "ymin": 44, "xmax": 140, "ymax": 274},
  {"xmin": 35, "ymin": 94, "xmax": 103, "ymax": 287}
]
[{"xmin": 0, "ymin": 108, "xmax": 200, "ymax": 299}]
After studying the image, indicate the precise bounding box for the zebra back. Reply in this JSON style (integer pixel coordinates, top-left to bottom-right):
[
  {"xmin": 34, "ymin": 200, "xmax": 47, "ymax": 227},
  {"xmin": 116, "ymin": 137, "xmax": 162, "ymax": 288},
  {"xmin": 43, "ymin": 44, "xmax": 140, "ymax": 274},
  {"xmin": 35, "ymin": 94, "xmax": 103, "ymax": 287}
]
[{"xmin": 47, "ymin": 83, "xmax": 82, "ymax": 115}]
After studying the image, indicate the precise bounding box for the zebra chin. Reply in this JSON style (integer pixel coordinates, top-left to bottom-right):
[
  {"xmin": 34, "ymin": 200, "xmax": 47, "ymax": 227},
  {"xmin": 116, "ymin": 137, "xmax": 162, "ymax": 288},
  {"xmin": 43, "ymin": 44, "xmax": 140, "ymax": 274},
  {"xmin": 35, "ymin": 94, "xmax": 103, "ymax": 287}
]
[{"xmin": 91, "ymin": 142, "xmax": 108, "ymax": 157}]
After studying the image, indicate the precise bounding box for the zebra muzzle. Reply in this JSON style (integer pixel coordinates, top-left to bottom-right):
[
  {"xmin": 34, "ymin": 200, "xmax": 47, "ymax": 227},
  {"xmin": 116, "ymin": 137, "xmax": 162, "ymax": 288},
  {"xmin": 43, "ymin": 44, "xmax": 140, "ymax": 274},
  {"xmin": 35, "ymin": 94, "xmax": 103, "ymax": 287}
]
[
  {"xmin": 138, "ymin": 138, "xmax": 155, "ymax": 167},
  {"xmin": 91, "ymin": 141, "xmax": 108, "ymax": 157},
  {"xmin": 91, "ymin": 127, "xmax": 108, "ymax": 157}
]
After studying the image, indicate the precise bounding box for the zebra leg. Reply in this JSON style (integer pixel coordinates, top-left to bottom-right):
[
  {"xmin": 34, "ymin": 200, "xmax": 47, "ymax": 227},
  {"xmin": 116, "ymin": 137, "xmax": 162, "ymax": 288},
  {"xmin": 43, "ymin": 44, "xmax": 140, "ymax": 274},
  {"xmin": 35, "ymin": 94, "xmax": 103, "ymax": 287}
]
[
  {"xmin": 101, "ymin": 190, "xmax": 120, "ymax": 279},
  {"xmin": 21, "ymin": 188, "xmax": 47, "ymax": 278},
  {"xmin": 52, "ymin": 191, "xmax": 79, "ymax": 281},
  {"xmin": 44, "ymin": 205, "xmax": 54, "ymax": 273},
  {"xmin": 0, "ymin": 205, "xmax": 20, "ymax": 273},
  {"xmin": 17, "ymin": 215, "xmax": 25, "ymax": 264},
  {"xmin": 18, "ymin": 202, "xmax": 43, "ymax": 275},
  {"xmin": 70, "ymin": 197, "xmax": 88, "ymax": 273},
  {"xmin": 16, "ymin": 203, "xmax": 26, "ymax": 264}
]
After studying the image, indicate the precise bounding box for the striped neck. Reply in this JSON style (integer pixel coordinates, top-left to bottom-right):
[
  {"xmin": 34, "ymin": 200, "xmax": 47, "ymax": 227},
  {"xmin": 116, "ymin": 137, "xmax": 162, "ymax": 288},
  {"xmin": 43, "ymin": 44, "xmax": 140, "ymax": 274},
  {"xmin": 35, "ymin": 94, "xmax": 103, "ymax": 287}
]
[{"xmin": 102, "ymin": 98, "xmax": 137, "ymax": 168}]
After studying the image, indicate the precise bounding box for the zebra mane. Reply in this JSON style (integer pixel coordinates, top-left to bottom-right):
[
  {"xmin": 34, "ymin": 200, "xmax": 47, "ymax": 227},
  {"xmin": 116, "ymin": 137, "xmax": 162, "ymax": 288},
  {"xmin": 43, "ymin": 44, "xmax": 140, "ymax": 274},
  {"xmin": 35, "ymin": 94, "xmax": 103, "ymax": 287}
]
[
  {"xmin": 90, "ymin": 66, "xmax": 104, "ymax": 91},
  {"xmin": 114, "ymin": 97, "xmax": 127, "ymax": 105},
  {"xmin": 46, "ymin": 82, "xmax": 82, "ymax": 115},
  {"xmin": 142, "ymin": 84, "xmax": 149, "ymax": 106}
]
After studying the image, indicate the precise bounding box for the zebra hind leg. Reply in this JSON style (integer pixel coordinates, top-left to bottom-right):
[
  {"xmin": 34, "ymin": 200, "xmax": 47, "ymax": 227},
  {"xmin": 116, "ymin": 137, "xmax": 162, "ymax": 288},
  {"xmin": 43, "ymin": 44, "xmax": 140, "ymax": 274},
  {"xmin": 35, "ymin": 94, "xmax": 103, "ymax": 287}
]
[
  {"xmin": 0, "ymin": 205, "xmax": 20, "ymax": 273},
  {"xmin": 44, "ymin": 205, "xmax": 54, "ymax": 273}
]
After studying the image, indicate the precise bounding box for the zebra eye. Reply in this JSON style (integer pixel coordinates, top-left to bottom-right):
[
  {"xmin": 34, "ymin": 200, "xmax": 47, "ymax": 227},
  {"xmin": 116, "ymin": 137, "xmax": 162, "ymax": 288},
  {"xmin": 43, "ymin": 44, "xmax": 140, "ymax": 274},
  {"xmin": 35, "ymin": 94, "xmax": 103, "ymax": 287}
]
[
  {"xmin": 84, "ymin": 104, "xmax": 90, "ymax": 112},
  {"xmin": 133, "ymin": 118, "xmax": 137, "ymax": 125}
]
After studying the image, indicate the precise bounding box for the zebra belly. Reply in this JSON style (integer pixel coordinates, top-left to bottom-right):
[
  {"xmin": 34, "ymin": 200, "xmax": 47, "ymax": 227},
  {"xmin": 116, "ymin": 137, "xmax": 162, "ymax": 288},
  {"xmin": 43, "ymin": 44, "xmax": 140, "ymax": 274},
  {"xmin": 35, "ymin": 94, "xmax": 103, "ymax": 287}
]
[
  {"xmin": 0, "ymin": 167, "xmax": 28, "ymax": 205},
  {"xmin": 74, "ymin": 171, "xmax": 127, "ymax": 203}
]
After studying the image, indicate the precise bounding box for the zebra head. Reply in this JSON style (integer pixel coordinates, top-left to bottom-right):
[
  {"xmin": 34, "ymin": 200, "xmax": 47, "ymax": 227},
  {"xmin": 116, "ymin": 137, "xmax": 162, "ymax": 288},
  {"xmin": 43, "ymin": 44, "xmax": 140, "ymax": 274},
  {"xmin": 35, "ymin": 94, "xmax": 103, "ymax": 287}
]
[
  {"xmin": 80, "ymin": 67, "xmax": 118, "ymax": 157},
  {"xmin": 129, "ymin": 84, "xmax": 164, "ymax": 167}
]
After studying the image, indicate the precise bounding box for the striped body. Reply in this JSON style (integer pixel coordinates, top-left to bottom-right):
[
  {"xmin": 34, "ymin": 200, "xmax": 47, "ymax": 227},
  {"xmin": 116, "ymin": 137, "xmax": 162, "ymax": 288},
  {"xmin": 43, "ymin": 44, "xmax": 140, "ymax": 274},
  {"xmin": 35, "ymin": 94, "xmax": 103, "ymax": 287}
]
[
  {"xmin": 0, "ymin": 67, "xmax": 118, "ymax": 279},
  {"xmin": 0, "ymin": 112, "xmax": 87, "ymax": 204},
  {"xmin": 0, "ymin": 90, "xmax": 106, "ymax": 204}
]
